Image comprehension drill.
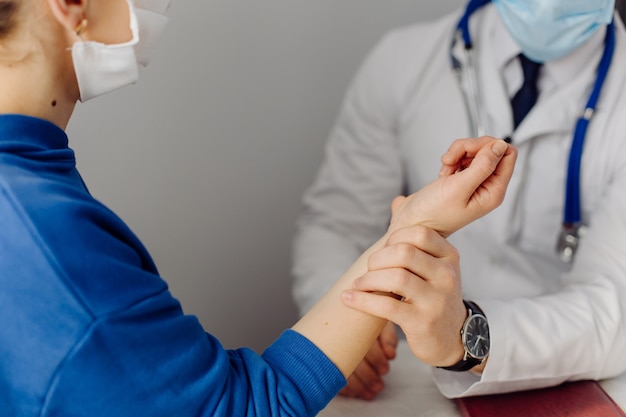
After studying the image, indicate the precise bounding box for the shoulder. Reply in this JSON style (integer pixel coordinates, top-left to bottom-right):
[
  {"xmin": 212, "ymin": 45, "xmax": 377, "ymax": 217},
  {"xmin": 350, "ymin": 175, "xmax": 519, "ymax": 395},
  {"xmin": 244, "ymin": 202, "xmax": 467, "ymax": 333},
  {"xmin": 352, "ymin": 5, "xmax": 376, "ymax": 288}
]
[
  {"xmin": 344, "ymin": 9, "xmax": 462, "ymax": 116},
  {"xmin": 0, "ymin": 164, "xmax": 166, "ymax": 317},
  {"xmin": 365, "ymin": 9, "xmax": 461, "ymax": 73}
]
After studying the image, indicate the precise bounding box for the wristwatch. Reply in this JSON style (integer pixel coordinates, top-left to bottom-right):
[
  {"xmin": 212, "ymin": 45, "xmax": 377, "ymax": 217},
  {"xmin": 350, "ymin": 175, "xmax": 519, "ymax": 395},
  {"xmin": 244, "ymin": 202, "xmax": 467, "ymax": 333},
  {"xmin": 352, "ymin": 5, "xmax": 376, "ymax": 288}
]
[{"xmin": 439, "ymin": 300, "xmax": 490, "ymax": 372}]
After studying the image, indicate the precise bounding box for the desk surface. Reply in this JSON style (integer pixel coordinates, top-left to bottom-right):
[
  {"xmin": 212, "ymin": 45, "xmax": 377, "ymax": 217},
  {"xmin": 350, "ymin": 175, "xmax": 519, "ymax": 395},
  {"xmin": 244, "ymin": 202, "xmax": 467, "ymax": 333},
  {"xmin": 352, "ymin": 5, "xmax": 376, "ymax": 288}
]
[{"xmin": 319, "ymin": 341, "xmax": 626, "ymax": 417}]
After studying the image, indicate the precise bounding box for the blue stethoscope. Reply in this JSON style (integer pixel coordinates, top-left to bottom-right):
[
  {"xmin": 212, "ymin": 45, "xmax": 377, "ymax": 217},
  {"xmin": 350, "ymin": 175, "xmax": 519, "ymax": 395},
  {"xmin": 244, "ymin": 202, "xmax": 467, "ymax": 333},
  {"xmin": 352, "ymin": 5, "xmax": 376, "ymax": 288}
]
[{"xmin": 451, "ymin": 0, "xmax": 616, "ymax": 263}]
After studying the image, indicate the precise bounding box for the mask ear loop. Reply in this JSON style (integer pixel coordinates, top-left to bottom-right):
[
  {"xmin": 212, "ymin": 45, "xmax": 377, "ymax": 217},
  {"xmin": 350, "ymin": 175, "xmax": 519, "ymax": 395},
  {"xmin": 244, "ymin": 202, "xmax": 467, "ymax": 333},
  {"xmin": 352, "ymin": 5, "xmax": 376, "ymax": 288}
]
[{"xmin": 75, "ymin": 18, "xmax": 88, "ymax": 37}]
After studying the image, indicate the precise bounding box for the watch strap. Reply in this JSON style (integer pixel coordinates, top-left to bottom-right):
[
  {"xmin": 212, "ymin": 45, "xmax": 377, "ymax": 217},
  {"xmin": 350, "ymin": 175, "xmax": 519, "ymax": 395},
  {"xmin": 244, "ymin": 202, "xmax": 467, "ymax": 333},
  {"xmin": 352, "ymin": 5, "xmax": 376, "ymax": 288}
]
[{"xmin": 440, "ymin": 354, "xmax": 482, "ymax": 372}]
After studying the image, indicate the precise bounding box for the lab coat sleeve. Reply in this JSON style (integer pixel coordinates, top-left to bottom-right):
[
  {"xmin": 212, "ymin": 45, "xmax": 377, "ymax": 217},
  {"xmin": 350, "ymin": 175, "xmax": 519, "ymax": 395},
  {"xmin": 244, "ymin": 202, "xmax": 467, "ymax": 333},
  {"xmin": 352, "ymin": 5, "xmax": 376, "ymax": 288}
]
[
  {"xmin": 432, "ymin": 139, "xmax": 626, "ymax": 397},
  {"xmin": 291, "ymin": 30, "xmax": 411, "ymax": 314}
]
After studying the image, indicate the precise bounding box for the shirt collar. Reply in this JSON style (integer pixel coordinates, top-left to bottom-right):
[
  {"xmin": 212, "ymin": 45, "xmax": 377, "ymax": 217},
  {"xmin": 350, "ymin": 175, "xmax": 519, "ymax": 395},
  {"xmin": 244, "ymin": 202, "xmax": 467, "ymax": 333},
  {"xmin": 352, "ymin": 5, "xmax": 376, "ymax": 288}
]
[
  {"xmin": 0, "ymin": 114, "xmax": 75, "ymax": 171},
  {"xmin": 0, "ymin": 114, "xmax": 69, "ymax": 152}
]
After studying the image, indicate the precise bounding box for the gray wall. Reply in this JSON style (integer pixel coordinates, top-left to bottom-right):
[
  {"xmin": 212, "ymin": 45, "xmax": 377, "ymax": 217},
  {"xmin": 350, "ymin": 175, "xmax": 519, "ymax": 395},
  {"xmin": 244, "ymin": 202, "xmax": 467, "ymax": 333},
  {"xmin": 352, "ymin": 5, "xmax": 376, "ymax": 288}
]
[{"xmin": 68, "ymin": 0, "xmax": 462, "ymax": 352}]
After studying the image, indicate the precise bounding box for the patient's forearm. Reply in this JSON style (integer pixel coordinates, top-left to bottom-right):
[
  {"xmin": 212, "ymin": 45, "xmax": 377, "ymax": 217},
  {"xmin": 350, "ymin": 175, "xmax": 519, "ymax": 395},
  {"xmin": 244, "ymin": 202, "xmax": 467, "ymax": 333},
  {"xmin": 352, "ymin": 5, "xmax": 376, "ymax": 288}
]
[{"xmin": 291, "ymin": 235, "xmax": 388, "ymax": 378}]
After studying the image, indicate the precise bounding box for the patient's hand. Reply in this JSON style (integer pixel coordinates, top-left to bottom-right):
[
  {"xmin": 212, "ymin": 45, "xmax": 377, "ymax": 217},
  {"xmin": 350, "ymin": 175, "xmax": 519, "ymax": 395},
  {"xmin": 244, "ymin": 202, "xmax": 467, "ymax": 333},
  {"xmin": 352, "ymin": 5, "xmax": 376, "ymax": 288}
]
[{"xmin": 389, "ymin": 137, "xmax": 517, "ymax": 237}]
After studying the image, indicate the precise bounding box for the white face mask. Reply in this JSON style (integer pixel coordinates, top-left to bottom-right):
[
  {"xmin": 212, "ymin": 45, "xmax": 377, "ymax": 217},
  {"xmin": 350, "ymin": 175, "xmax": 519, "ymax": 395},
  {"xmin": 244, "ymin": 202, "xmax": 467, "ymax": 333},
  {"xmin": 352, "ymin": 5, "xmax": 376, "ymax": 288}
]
[
  {"xmin": 133, "ymin": 0, "xmax": 171, "ymax": 68},
  {"xmin": 72, "ymin": 0, "xmax": 170, "ymax": 102},
  {"xmin": 493, "ymin": 0, "xmax": 615, "ymax": 63}
]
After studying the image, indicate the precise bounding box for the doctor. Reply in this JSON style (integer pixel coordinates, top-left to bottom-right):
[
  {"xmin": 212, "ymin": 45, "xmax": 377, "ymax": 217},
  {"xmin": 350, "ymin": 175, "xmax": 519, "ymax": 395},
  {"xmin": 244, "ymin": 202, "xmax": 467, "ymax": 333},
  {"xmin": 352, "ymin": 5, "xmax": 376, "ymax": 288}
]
[{"xmin": 292, "ymin": 0, "xmax": 626, "ymax": 400}]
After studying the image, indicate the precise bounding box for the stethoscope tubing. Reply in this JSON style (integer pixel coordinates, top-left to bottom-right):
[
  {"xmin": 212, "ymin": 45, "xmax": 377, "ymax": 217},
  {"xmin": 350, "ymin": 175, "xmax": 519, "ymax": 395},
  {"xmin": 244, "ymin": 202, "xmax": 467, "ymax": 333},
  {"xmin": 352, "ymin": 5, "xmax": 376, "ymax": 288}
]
[
  {"xmin": 450, "ymin": 0, "xmax": 615, "ymax": 262},
  {"xmin": 565, "ymin": 22, "xmax": 615, "ymax": 227}
]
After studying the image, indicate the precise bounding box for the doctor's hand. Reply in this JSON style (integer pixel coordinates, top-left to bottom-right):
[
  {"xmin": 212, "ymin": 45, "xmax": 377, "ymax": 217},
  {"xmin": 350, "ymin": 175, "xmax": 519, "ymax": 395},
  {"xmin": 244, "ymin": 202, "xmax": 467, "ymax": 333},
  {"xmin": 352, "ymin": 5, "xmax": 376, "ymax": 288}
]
[
  {"xmin": 338, "ymin": 322, "xmax": 398, "ymax": 400},
  {"xmin": 341, "ymin": 225, "xmax": 467, "ymax": 368},
  {"xmin": 389, "ymin": 137, "xmax": 517, "ymax": 237}
]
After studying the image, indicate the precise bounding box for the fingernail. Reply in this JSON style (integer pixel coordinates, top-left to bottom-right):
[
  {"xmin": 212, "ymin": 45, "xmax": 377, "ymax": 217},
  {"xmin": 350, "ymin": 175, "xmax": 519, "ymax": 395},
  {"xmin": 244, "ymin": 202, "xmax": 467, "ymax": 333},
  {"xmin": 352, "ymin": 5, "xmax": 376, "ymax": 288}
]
[{"xmin": 492, "ymin": 140, "xmax": 507, "ymax": 157}]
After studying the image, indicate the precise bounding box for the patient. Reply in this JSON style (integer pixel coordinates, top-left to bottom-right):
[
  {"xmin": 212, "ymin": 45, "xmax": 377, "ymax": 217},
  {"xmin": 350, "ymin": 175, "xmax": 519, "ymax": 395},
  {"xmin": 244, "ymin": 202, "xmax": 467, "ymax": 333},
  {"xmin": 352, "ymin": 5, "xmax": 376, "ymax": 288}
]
[{"xmin": 0, "ymin": 1, "xmax": 516, "ymax": 416}]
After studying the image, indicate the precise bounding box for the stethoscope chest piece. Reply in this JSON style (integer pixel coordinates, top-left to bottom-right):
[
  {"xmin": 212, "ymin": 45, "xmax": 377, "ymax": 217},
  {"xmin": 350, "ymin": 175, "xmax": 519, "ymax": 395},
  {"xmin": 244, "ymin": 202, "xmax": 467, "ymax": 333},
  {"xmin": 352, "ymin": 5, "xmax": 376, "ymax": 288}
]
[
  {"xmin": 451, "ymin": 1, "xmax": 615, "ymax": 264},
  {"xmin": 556, "ymin": 224, "xmax": 588, "ymax": 264}
]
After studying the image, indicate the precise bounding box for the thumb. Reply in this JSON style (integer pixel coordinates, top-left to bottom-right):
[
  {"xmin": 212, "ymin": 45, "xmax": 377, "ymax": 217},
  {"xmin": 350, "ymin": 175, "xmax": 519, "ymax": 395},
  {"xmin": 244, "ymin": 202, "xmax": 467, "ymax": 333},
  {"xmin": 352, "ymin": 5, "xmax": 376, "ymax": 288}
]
[{"xmin": 453, "ymin": 139, "xmax": 507, "ymax": 194}]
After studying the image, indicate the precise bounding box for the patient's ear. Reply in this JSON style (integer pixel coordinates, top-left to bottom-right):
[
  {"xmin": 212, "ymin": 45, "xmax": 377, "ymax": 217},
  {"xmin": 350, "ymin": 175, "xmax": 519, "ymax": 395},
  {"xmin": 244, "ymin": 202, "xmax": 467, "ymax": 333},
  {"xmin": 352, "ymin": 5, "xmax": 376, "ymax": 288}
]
[{"xmin": 45, "ymin": 0, "xmax": 88, "ymax": 36}]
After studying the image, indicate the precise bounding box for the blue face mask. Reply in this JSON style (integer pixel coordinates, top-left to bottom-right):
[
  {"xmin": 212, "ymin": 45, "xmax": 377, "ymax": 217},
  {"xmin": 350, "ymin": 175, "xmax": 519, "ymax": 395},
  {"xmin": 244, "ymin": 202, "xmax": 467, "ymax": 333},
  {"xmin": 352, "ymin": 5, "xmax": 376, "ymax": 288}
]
[{"xmin": 492, "ymin": 0, "xmax": 615, "ymax": 62}]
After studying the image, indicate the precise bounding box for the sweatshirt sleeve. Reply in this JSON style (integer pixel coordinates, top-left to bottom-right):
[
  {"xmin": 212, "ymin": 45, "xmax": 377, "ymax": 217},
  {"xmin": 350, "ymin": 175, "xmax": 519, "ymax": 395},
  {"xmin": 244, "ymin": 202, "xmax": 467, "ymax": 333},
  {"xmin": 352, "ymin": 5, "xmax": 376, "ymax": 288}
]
[
  {"xmin": 0, "ymin": 120, "xmax": 346, "ymax": 417},
  {"xmin": 42, "ymin": 290, "xmax": 345, "ymax": 417}
]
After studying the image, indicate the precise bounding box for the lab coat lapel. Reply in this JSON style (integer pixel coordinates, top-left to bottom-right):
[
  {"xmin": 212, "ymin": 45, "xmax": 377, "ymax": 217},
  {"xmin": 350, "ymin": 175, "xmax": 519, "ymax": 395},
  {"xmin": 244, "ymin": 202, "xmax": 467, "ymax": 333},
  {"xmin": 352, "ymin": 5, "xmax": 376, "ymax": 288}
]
[
  {"xmin": 511, "ymin": 25, "xmax": 606, "ymax": 146},
  {"xmin": 512, "ymin": 80, "xmax": 586, "ymax": 146},
  {"xmin": 475, "ymin": 9, "xmax": 512, "ymax": 139},
  {"xmin": 479, "ymin": 49, "xmax": 512, "ymax": 139}
]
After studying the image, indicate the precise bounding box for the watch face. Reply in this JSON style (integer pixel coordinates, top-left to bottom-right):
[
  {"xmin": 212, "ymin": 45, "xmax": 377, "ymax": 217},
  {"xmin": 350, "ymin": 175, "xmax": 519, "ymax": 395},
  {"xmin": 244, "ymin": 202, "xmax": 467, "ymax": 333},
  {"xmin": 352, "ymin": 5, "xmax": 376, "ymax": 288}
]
[{"xmin": 462, "ymin": 314, "xmax": 490, "ymax": 360}]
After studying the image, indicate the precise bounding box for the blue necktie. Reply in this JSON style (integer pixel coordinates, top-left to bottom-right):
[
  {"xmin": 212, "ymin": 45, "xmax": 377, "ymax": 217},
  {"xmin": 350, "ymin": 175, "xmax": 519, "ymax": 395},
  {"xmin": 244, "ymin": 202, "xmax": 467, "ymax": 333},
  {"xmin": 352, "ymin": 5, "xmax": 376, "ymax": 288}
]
[{"xmin": 511, "ymin": 54, "xmax": 542, "ymax": 130}]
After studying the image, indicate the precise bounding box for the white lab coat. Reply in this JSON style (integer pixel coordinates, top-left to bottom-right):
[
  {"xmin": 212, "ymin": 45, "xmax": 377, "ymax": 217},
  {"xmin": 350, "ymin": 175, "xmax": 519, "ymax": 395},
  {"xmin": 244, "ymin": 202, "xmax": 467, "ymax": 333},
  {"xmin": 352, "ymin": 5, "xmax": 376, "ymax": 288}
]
[{"xmin": 292, "ymin": 4, "xmax": 626, "ymax": 398}]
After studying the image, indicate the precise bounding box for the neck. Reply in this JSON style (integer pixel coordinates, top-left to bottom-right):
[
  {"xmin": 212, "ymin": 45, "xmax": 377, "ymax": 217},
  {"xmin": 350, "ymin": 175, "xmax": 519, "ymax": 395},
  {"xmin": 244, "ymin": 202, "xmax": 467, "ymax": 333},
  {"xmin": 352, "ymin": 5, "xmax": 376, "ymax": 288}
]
[{"xmin": 0, "ymin": 46, "xmax": 78, "ymax": 130}]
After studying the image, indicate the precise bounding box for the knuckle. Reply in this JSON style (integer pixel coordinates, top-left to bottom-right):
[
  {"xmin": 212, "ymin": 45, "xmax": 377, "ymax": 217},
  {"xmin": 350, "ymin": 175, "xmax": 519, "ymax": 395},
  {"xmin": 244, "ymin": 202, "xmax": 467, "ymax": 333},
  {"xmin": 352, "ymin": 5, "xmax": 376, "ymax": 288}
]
[
  {"xmin": 451, "ymin": 138, "xmax": 467, "ymax": 148},
  {"xmin": 437, "ymin": 265, "xmax": 460, "ymax": 292},
  {"xmin": 388, "ymin": 268, "xmax": 412, "ymax": 288},
  {"xmin": 412, "ymin": 224, "xmax": 431, "ymax": 243},
  {"xmin": 479, "ymin": 156, "xmax": 497, "ymax": 175},
  {"xmin": 367, "ymin": 252, "xmax": 379, "ymax": 270},
  {"xmin": 391, "ymin": 242, "xmax": 414, "ymax": 263}
]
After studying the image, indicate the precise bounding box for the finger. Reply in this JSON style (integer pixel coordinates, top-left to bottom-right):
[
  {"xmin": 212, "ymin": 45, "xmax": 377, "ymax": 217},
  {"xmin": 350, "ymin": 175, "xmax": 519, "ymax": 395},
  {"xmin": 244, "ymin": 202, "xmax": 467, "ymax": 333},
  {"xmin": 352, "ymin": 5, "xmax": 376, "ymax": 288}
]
[
  {"xmin": 463, "ymin": 142, "xmax": 517, "ymax": 214},
  {"xmin": 340, "ymin": 363, "xmax": 382, "ymax": 400},
  {"xmin": 439, "ymin": 155, "xmax": 474, "ymax": 177},
  {"xmin": 385, "ymin": 225, "xmax": 452, "ymax": 259},
  {"xmin": 439, "ymin": 137, "xmax": 491, "ymax": 175},
  {"xmin": 355, "ymin": 267, "xmax": 425, "ymax": 296},
  {"xmin": 338, "ymin": 386, "xmax": 357, "ymax": 398},
  {"xmin": 439, "ymin": 136, "xmax": 502, "ymax": 177},
  {"xmin": 342, "ymin": 282, "xmax": 421, "ymax": 324},
  {"xmin": 440, "ymin": 136, "xmax": 496, "ymax": 166},
  {"xmin": 448, "ymin": 139, "xmax": 509, "ymax": 198},
  {"xmin": 365, "ymin": 337, "xmax": 391, "ymax": 375},
  {"xmin": 379, "ymin": 322, "xmax": 399, "ymax": 359},
  {"xmin": 486, "ymin": 141, "xmax": 518, "ymax": 191},
  {"xmin": 341, "ymin": 374, "xmax": 370, "ymax": 399},
  {"xmin": 352, "ymin": 357, "xmax": 386, "ymax": 393},
  {"xmin": 369, "ymin": 231, "xmax": 458, "ymax": 287},
  {"xmin": 367, "ymin": 245, "xmax": 443, "ymax": 286}
]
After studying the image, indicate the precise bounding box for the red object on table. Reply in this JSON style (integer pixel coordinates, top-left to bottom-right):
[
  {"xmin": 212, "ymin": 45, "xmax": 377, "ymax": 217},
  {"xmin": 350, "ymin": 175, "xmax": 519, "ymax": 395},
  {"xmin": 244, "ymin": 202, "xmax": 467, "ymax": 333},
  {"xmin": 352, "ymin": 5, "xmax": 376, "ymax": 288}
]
[{"xmin": 455, "ymin": 380, "xmax": 626, "ymax": 417}]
